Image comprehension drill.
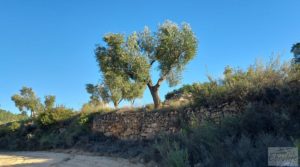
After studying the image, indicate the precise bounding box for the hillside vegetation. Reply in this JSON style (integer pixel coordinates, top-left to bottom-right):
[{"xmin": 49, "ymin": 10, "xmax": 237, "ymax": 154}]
[
  {"xmin": 0, "ymin": 57, "xmax": 299, "ymax": 167},
  {"xmin": 150, "ymin": 57, "xmax": 300, "ymax": 166},
  {"xmin": 0, "ymin": 109, "xmax": 27, "ymax": 125},
  {"xmin": 1, "ymin": 19, "xmax": 299, "ymax": 166}
]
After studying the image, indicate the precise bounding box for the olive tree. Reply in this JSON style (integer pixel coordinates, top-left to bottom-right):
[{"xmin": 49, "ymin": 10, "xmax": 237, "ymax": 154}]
[
  {"xmin": 85, "ymin": 83, "xmax": 110, "ymax": 106},
  {"xmin": 44, "ymin": 95, "xmax": 56, "ymax": 111},
  {"xmin": 11, "ymin": 87, "xmax": 57, "ymax": 117},
  {"xmin": 95, "ymin": 20, "xmax": 197, "ymax": 108},
  {"xmin": 95, "ymin": 33, "xmax": 150, "ymax": 108},
  {"xmin": 11, "ymin": 87, "xmax": 43, "ymax": 117}
]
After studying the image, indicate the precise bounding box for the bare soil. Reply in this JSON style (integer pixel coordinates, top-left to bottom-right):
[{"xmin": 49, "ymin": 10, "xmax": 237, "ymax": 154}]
[{"xmin": 0, "ymin": 151, "xmax": 145, "ymax": 167}]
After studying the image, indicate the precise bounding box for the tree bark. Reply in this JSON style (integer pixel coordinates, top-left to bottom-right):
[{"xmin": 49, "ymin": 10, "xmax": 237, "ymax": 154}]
[
  {"xmin": 113, "ymin": 99, "xmax": 122, "ymax": 108},
  {"xmin": 148, "ymin": 84, "xmax": 161, "ymax": 109},
  {"xmin": 113, "ymin": 102, "xmax": 118, "ymax": 108}
]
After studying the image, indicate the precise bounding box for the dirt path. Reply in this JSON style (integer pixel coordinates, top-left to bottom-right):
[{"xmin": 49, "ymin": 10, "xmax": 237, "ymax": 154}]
[{"xmin": 0, "ymin": 151, "xmax": 145, "ymax": 167}]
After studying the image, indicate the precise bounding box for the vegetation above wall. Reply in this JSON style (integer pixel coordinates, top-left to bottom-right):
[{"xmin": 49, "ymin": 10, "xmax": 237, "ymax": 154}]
[
  {"xmin": 0, "ymin": 109, "xmax": 27, "ymax": 125},
  {"xmin": 0, "ymin": 56, "xmax": 299, "ymax": 167}
]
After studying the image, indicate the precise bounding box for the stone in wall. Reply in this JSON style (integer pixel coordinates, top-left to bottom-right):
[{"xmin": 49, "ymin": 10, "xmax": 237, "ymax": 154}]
[{"xmin": 92, "ymin": 103, "xmax": 240, "ymax": 140}]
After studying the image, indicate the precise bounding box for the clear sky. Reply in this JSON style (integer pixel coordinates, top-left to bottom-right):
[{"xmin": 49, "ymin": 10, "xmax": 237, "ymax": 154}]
[{"xmin": 0, "ymin": 0, "xmax": 299, "ymax": 113}]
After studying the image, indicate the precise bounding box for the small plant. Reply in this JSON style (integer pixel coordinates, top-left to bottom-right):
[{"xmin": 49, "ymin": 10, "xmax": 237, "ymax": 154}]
[
  {"xmin": 8, "ymin": 122, "xmax": 21, "ymax": 132},
  {"xmin": 155, "ymin": 136, "xmax": 190, "ymax": 167},
  {"xmin": 78, "ymin": 112, "xmax": 90, "ymax": 126}
]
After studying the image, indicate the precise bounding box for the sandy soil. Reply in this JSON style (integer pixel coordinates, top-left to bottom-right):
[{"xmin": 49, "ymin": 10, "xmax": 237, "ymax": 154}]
[{"xmin": 0, "ymin": 151, "xmax": 145, "ymax": 167}]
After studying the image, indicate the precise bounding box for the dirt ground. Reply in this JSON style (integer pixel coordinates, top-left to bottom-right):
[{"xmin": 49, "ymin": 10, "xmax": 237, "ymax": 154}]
[{"xmin": 0, "ymin": 151, "xmax": 145, "ymax": 167}]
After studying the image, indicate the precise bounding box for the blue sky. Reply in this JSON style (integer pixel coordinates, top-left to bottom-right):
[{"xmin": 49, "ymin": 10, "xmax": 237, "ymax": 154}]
[{"xmin": 0, "ymin": 0, "xmax": 299, "ymax": 113}]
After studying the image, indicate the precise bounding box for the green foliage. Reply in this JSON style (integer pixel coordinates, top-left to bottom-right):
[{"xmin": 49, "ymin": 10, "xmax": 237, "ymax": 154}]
[
  {"xmin": 154, "ymin": 103, "xmax": 299, "ymax": 166},
  {"xmin": 44, "ymin": 95, "xmax": 56, "ymax": 110},
  {"xmin": 37, "ymin": 106, "xmax": 74, "ymax": 126},
  {"xmin": 78, "ymin": 112, "xmax": 90, "ymax": 126},
  {"xmin": 0, "ymin": 109, "xmax": 27, "ymax": 125},
  {"xmin": 7, "ymin": 122, "xmax": 21, "ymax": 132},
  {"xmin": 155, "ymin": 21, "xmax": 198, "ymax": 86},
  {"xmin": 155, "ymin": 57, "xmax": 300, "ymax": 166},
  {"xmin": 85, "ymin": 84, "xmax": 110, "ymax": 106},
  {"xmin": 155, "ymin": 138, "xmax": 189, "ymax": 167},
  {"xmin": 11, "ymin": 87, "xmax": 60, "ymax": 118},
  {"xmin": 95, "ymin": 33, "xmax": 149, "ymax": 107},
  {"xmin": 95, "ymin": 20, "xmax": 198, "ymax": 108},
  {"xmin": 182, "ymin": 56, "xmax": 298, "ymax": 107},
  {"xmin": 165, "ymin": 83, "xmax": 201, "ymax": 100},
  {"xmin": 11, "ymin": 87, "xmax": 43, "ymax": 117},
  {"xmin": 80, "ymin": 102, "xmax": 111, "ymax": 113}
]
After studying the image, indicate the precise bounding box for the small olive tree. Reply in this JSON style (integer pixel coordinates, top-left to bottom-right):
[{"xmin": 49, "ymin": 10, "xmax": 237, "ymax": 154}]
[
  {"xmin": 11, "ymin": 87, "xmax": 56, "ymax": 117},
  {"xmin": 44, "ymin": 95, "xmax": 56, "ymax": 111},
  {"xmin": 95, "ymin": 20, "xmax": 197, "ymax": 108},
  {"xmin": 85, "ymin": 83, "xmax": 110, "ymax": 106},
  {"xmin": 11, "ymin": 87, "xmax": 43, "ymax": 117}
]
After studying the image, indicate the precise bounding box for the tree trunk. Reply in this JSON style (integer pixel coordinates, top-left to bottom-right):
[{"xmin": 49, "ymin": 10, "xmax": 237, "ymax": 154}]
[
  {"xmin": 113, "ymin": 101, "xmax": 118, "ymax": 108},
  {"xmin": 148, "ymin": 85, "xmax": 161, "ymax": 109}
]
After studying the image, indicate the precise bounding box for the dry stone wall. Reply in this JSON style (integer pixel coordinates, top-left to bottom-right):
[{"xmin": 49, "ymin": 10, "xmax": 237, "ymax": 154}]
[{"xmin": 92, "ymin": 103, "xmax": 239, "ymax": 140}]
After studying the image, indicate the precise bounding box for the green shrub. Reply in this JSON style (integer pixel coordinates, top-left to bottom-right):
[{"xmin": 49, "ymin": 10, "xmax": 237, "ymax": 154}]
[
  {"xmin": 81, "ymin": 103, "xmax": 111, "ymax": 113},
  {"xmin": 156, "ymin": 58, "xmax": 300, "ymax": 167},
  {"xmin": 78, "ymin": 112, "xmax": 90, "ymax": 126},
  {"xmin": 8, "ymin": 122, "xmax": 21, "ymax": 132},
  {"xmin": 155, "ymin": 137, "xmax": 190, "ymax": 167},
  {"xmin": 177, "ymin": 56, "xmax": 299, "ymax": 107},
  {"xmin": 37, "ymin": 106, "xmax": 74, "ymax": 126},
  {"xmin": 153, "ymin": 98, "xmax": 300, "ymax": 166},
  {"xmin": 0, "ymin": 109, "xmax": 27, "ymax": 125},
  {"xmin": 165, "ymin": 83, "xmax": 201, "ymax": 100}
]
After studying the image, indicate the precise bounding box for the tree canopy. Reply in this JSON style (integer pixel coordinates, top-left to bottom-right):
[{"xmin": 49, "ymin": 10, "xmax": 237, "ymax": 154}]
[
  {"xmin": 11, "ymin": 87, "xmax": 43, "ymax": 117},
  {"xmin": 95, "ymin": 33, "xmax": 150, "ymax": 107},
  {"xmin": 85, "ymin": 83, "xmax": 110, "ymax": 106},
  {"xmin": 11, "ymin": 87, "xmax": 57, "ymax": 117},
  {"xmin": 95, "ymin": 20, "xmax": 197, "ymax": 108},
  {"xmin": 0, "ymin": 109, "xmax": 27, "ymax": 125}
]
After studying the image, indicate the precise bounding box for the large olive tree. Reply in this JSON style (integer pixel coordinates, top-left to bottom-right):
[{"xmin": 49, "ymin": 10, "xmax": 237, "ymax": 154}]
[
  {"xmin": 95, "ymin": 33, "xmax": 149, "ymax": 108},
  {"xmin": 95, "ymin": 21, "xmax": 197, "ymax": 108}
]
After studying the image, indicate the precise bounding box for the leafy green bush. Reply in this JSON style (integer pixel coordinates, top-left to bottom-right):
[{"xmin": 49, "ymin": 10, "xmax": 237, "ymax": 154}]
[
  {"xmin": 154, "ymin": 105, "xmax": 298, "ymax": 166},
  {"xmin": 81, "ymin": 103, "xmax": 111, "ymax": 113},
  {"xmin": 7, "ymin": 122, "xmax": 21, "ymax": 132},
  {"xmin": 165, "ymin": 83, "xmax": 201, "ymax": 100},
  {"xmin": 155, "ymin": 137, "xmax": 189, "ymax": 167},
  {"xmin": 155, "ymin": 57, "xmax": 300, "ymax": 166},
  {"xmin": 0, "ymin": 109, "xmax": 27, "ymax": 125},
  {"xmin": 37, "ymin": 106, "xmax": 74, "ymax": 126},
  {"xmin": 188, "ymin": 57, "xmax": 297, "ymax": 107}
]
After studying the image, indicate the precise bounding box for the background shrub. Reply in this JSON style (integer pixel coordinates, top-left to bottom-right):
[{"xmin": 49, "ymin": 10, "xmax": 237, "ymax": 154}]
[
  {"xmin": 153, "ymin": 57, "xmax": 300, "ymax": 166},
  {"xmin": 37, "ymin": 106, "xmax": 74, "ymax": 126}
]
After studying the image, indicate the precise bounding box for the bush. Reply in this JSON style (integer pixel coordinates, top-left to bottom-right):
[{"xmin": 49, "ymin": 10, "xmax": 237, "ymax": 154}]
[
  {"xmin": 37, "ymin": 106, "xmax": 74, "ymax": 126},
  {"xmin": 187, "ymin": 57, "xmax": 297, "ymax": 107},
  {"xmin": 0, "ymin": 109, "xmax": 27, "ymax": 125},
  {"xmin": 81, "ymin": 103, "xmax": 111, "ymax": 113},
  {"xmin": 165, "ymin": 83, "xmax": 201, "ymax": 100},
  {"xmin": 155, "ymin": 57, "xmax": 300, "ymax": 166},
  {"xmin": 153, "ymin": 106, "xmax": 298, "ymax": 166},
  {"xmin": 7, "ymin": 122, "xmax": 21, "ymax": 132}
]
